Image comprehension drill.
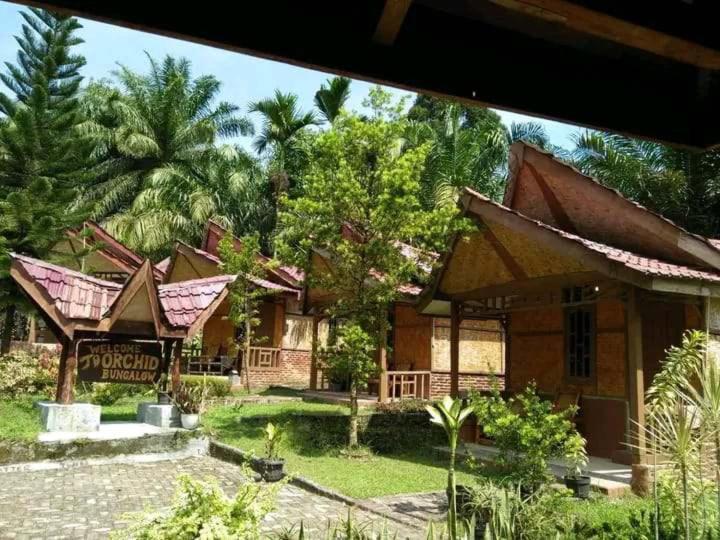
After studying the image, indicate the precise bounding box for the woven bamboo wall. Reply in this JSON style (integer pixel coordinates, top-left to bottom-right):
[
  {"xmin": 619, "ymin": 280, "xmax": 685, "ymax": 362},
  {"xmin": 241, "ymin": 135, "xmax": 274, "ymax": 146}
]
[
  {"xmin": 432, "ymin": 318, "xmax": 504, "ymax": 374},
  {"xmin": 508, "ymin": 299, "xmax": 626, "ymax": 398},
  {"xmin": 393, "ymin": 305, "xmax": 432, "ymax": 370},
  {"xmin": 282, "ymin": 314, "xmax": 330, "ymax": 351}
]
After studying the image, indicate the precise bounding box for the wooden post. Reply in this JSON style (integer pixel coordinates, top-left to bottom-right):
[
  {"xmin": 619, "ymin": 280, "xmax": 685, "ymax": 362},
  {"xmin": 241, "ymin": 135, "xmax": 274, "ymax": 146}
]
[
  {"xmin": 27, "ymin": 315, "xmax": 37, "ymax": 344},
  {"xmin": 273, "ymin": 302, "xmax": 285, "ymax": 348},
  {"xmin": 450, "ymin": 301, "xmax": 461, "ymax": 398},
  {"xmin": 160, "ymin": 339, "xmax": 173, "ymax": 397},
  {"xmin": 378, "ymin": 320, "xmax": 389, "ymax": 403},
  {"xmin": 310, "ymin": 315, "xmax": 320, "ymax": 390},
  {"xmin": 56, "ymin": 337, "xmax": 77, "ymax": 404},
  {"xmin": 627, "ymin": 287, "xmax": 646, "ymax": 461},
  {"xmin": 171, "ymin": 338, "xmax": 183, "ymax": 395}
]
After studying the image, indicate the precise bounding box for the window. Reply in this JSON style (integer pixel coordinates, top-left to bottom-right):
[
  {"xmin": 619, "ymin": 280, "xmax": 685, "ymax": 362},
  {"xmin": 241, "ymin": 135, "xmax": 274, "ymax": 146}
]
[{"xmin": 565, "ymin": 306, "xmax": 594, "ymax": 380}]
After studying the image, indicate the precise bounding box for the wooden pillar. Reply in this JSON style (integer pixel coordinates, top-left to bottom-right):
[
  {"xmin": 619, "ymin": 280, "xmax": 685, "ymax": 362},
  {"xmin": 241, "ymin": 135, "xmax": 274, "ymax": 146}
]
[
  {"xmin": 450, "ymin": 301, "xmax": 461, "ymax": 398},
  {"xmin": 27, "ymin": 315, "xmax": 37, "ymax": 344},
  {"xmin": 378, "ymin": 321, "xmax": 389, "ymax": 403},
  {"xmin": 56, "ymin": 336, "xmax": 77, "ymax": 404},
  {"xmin": 273, "ymin": 301, "xmax": 285, "ymax": 348},
  {"xmin": 627, "ymin": 287, "xmax": 646, "ymax": 460},
  {"xmin": 160, "ymin": 339, "xmax": 173, "ymax": 396},
  {"xmin": 310, "ymin": 315, "xmax": 320, "ymax": 390},
  {"xmin": 171, "ymin": 338, "xmax": 183, "ymax": 395}
]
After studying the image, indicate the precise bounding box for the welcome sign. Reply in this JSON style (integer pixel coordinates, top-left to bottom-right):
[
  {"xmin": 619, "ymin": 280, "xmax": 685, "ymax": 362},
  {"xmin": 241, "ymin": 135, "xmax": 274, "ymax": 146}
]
[{"xmin": 77, "ymin": 340, "xmax": 163, "ymax": 384}]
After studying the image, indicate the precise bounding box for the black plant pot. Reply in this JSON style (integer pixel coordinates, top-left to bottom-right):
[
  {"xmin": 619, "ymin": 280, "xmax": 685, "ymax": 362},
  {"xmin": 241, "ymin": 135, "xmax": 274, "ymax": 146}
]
[
  {"xmin": 157, "ymin": 392, "xmax": 171, "ymax": 405},
  {"xmin": 564, "ymin": 475, "xmax": 592, "ymax": 499},
  {"xmin": 474, "ymin": 516, "xmax": 488, "ymax": 540},
  {"xmin": 259, "ymin": 458, "xmax": 286, "ymax": 482}
]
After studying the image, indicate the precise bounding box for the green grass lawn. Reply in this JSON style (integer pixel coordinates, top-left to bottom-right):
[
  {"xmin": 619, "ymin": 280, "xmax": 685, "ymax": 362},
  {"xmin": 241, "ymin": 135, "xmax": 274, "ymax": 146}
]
[
  {"xmin": 0, "ymin": 395, "xmax": 44, "ymax": 441},
  {"xmin": 203, "ymin": 401, "xmax": 476, "ymax": 499}
]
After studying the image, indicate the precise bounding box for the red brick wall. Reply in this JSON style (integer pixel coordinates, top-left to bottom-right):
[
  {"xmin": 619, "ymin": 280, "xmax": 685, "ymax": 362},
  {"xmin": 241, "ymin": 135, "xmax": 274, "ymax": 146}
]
[
  {"xmin": 246, "ymin": 349, "xmax": 311, "ymax": 389},
  {"xmin": 430, "ymin": 372, "xmax": 505, "ymax": 399}
]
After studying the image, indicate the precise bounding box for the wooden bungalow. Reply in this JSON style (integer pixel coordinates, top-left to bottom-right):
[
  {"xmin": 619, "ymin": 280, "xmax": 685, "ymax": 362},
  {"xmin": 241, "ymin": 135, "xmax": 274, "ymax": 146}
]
[
  {"xmin": 420, "ymin": 142, "xmax": 720, "ymax": 463},
  {"xmin": 161, "ymin": 222, "xmax": 327, "ymax": 389},
  {"xmin": 304, "ymin": 245, "xmax": 505, "ymax": 402}
]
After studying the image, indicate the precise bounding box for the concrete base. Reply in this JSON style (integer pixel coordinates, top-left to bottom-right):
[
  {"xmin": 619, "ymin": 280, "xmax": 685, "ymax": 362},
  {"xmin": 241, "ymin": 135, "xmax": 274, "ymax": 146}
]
[
  {"xmin": 37, "ymin": 402, "xmax": 101, "ymax": 433},
  {"xmin": 137, "ymin": 402, "xmax": 180, "ymax": 428}
]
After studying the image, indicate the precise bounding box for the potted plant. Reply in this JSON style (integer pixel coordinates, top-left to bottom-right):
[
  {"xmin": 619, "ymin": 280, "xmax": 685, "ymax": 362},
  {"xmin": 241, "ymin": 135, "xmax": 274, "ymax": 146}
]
[
  {"xmin": 563, "ymin": 432, "xmax": 591, "ymax": 499},
  {"xmin": 173, "ymin": 382, "xmax": 207, "ymax": 430},
  {"xmin": 464, "ymin": 480, "xmax": 501, "ymax": 539},
  {"xmin": 258, "ymin": 422, "xmax": 285, "ymax": 482}
]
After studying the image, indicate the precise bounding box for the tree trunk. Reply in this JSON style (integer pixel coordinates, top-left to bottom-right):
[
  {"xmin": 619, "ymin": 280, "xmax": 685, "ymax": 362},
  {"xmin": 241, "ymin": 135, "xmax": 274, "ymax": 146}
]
[
  {"xmin": 349, "ymin": 383, "xmax": 359, "ymax": 447},
  {"xmin": 715, "ymin": 434, "xmax": 720, "ymax": 535},
  {"xmin": 244, "ymin": 315, "xmax": 252, "ymax": 393},
  {"xmin": 1, "ymin": 304, "xmax": 16, "ymax": 355}
]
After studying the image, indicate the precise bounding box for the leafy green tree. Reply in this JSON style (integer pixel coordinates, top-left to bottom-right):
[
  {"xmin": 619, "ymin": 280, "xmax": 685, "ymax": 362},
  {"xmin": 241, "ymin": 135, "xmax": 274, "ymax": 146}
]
[
  {"xmin": 406, "ymin": 95, "xmax": 549, "ymax": 208},
  {"xmin": 218, "ymin": 232, "xmax": 277, "ymax": 392},
  {"xmin": 314, "ymin": 76, "xmax": 351, "ymax": 124},
  {"xmin": 0, "ymin": 8, "xmax": 88, "ymax": 353},
  {"xmin": 79, "ymin": 56, "xmax": 253, "ymax": 246},
  {"xmin": 571, "ymin": 131, "xmax": 720, "ymax": 236},
  {"xmin": 277, "ymin": 93, "xmax": 461, "ymax": 445}
]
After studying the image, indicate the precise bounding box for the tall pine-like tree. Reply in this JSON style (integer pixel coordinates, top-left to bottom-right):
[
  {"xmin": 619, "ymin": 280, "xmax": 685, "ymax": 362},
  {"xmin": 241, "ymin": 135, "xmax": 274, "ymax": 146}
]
[{"xmin": 0, "ymin": 8, "xmax": 88, "ymax": 353}]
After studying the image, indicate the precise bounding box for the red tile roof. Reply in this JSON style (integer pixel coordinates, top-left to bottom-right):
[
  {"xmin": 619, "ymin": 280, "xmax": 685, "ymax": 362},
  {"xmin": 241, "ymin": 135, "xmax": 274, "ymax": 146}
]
[
  {"xmin": 12, "ymin": 254, "xmax": 122, "ymax": 320},
  {"xmin": 158, "ymin": 275, "xmax": 235, "ymax": 328},
  {"xmin": 465, "ymin": 189, "xmax": 720, "ymax": 284},
  {"xmin": 155, "ymin": 257, "xmax": 171, "ymax": 273}
]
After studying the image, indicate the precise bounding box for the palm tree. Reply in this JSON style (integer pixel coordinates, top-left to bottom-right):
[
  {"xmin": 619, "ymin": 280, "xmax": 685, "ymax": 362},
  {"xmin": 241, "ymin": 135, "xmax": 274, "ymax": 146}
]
[
  {"xmin": 314, "ymin": 76, "xmax": 351, "ymax": 124},
  {"xmin": 103, "ymin": 146, "xmax": 272, "ymax": 258},
  {"xmin": 248, "ymin": 90, "xmax": 317, "ymax": 194},
  {"xmin": 406, "ymin": 96, "xmax": 549, "ymax": 209},
  {"xmin": 79, "ymin": 55, "xmax": 253, "ymax": 227},
  {"xmin": 571, "ymin": 131, "xmax": 720, "ymax": 236}
]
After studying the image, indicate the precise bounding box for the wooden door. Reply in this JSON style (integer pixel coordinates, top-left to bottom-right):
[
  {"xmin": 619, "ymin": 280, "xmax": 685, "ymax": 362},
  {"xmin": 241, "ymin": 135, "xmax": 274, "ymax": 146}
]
[{"xmin": 641, "ymin": 300, "xmax": 686, "ymax": 391}]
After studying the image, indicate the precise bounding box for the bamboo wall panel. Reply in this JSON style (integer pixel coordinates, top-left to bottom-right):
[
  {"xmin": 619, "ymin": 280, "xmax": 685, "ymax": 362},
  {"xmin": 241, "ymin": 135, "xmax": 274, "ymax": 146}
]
[
  {"xmin": 282, "ymin": 314, "xmax": 329, "ymax": 351},
  {"xmin": 393, "ymin": 305, "xmax": 432, "ymax": 370},
  {"xmin": 56, "ymin": 239, "xmax": 125, "ymax": 273},
  {"xmin": 432, "ymin": 318, "xmax": 503, "ymax": 374},
  {"xmin": 202, "ymin": 315, "xmax": 235, "ymax": 356},
  {"xmin": 440, "ymin": 233, "xmax": 514, "ymax": 295},
  {"xmin": 490, "ymin": 221, "xmax": 588, "ymax": 278}
]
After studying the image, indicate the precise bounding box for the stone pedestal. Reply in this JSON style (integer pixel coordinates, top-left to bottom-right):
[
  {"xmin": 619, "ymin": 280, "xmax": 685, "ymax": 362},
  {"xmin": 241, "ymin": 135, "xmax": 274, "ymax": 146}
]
[
  {"xmin": 228, "ymin": 370, "xmax": 243, "ymax": 391},
  {"xmin": 37, "ymin": 402, "xmax": 101, "ymax": 432},
  {"xmin": 137, "ymin": 402, "xmax": 180, "ymax": 428}
]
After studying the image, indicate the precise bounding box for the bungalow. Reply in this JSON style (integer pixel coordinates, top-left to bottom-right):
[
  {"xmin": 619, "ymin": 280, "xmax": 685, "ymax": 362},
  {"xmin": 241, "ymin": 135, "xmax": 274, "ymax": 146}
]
[{"xmin": 420, "ymin": 142, "xmax": 720, "ymax": 463}]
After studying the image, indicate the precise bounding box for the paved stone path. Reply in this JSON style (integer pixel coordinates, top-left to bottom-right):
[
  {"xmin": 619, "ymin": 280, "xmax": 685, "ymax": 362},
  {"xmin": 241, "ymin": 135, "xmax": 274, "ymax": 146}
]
[{"xmin": 0, "ymin": 456, "xmax": 425, "ymax": 539}]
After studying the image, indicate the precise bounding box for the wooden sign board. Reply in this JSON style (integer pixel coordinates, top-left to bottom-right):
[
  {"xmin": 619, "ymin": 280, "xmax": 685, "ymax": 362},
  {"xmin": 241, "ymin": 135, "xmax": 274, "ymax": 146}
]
[{"xmin": 77, "ymin": 340, "xmax": 162, "ymax": 384}]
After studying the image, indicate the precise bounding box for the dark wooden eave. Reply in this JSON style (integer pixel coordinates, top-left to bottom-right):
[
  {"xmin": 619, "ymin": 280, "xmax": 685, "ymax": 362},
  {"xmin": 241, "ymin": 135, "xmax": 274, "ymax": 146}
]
[{"xmin": 10, "ymin": 0, "xmax": 720, "ymax": 149}]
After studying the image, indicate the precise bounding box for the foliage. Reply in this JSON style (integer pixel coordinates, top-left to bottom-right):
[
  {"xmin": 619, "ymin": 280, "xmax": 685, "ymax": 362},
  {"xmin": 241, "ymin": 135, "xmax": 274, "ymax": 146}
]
[
  {"xmin": 0, "ymin": 8, "xmax": 89, "ymax": 350},
  {"xmin": 172, "ymin": 380, "xmax": 208, "ymax": 415},
  {"xmin": 79, "ymin": 55, "xmax": 252, "ymax": 257},
  {"xmin": 180, "ymin": 374, "xmax": 231, "ymax": 398},
  {"xmin": 277, "ymin": 92, "xmax": 464, "ymax": 447},
  {"xmin": 314, "ymin": 76, "xmax": 351, "ymax": 125},
  {"xmin": 472, "ymin": 384, "xmax": 581, "ymax": 489},
  {"xmin": 0, "ymin": 351, "xmax": 57, "ymax": 397},
  {"xmin": 426, "ymin": 395, "xmax": 474, "ymax": 539},
  {"xmin": 564, "ymin": 432, "xmax": 589, "ymax": 478},
  {"xmin": 405, "ymin": 94, "xmax": 550, "ymax": 208},
  {"xmin": 264, "ymin": 422, "xmax": 282, "ymax": 460},
  {"xmin": 373, "ymin": 399, "xmax": 429, "ymax": 414},
  {"xmin": 90, "ymin": 383, "xmax": 151, "ymax": 406},
  {"xmin": 112, "ymin": 472, "xmax": 280, "ymax": 540}
]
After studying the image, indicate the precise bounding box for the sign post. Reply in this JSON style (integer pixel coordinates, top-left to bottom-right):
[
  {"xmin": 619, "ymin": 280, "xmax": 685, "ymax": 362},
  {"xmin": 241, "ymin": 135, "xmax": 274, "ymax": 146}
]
[{"xmin": 76, "ymin": 340, "xmax": 163, "ymax": 384}]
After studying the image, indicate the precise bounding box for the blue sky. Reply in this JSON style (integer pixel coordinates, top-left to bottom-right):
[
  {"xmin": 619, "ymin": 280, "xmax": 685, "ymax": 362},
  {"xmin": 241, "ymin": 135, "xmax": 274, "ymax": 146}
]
[{"xmin": 0, "ymin": 1, "xmax": 579, "ymax": 149}]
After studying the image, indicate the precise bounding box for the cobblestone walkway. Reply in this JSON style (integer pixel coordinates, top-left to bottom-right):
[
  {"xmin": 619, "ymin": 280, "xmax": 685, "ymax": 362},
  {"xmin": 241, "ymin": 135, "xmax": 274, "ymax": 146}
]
[{"xmin": 0, "ymin": 457, "xmax": 423, "ymax": 539}]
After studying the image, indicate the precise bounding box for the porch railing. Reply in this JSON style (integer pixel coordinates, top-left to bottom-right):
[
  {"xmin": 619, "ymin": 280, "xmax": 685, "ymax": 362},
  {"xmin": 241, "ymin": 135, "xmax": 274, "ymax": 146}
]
[
  {"xmin": 239, "ymin": 346, "xmax": 281, "ymax": 370},
  {"xmin": 184, "ymin": 354, "xmax": 227, "ymax": 375},
  {"xmin": 387, "ymin": 370, "xmax": 431, "ymax": 401}
]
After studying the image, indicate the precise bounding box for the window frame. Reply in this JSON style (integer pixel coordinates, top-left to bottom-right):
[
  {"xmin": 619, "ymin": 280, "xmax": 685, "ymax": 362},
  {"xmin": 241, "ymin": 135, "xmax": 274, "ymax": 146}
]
[{"xmin": 563, "ymin": 304, "xmax": 596, "ymax": 383}]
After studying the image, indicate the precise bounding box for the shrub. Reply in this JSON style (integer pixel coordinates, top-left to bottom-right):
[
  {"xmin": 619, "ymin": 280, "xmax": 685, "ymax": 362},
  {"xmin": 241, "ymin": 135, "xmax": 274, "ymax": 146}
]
[
  {"xmin": 111, "ymin": 472, "xmax": 281, "ymax": 539},
  {"xmin": 181, "ymin": 374, "xmax": 231, "ymax": 398},
  {"xmin": 472, "ymin": 384, "xmax": 580, "ymax": 489},
  {"xmin": 374, "ymin": 399, "xmax": 429, "ymax": 414},
  {"xmin": 90, "ymin": 383, "xmax": 151, "ymax": 406},
  {"xmin": 0, "ymin": 351, "xmax": 57, "ymax": 397}
]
